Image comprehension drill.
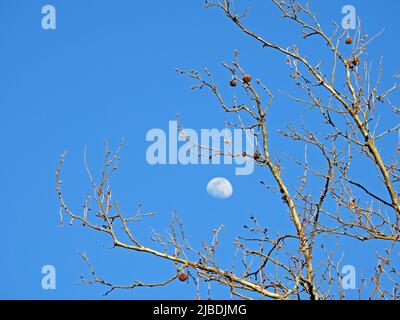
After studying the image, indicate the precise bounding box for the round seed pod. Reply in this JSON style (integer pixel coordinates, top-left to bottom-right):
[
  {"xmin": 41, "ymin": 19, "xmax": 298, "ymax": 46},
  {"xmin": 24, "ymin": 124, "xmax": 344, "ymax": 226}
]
[
  {"xmin": 242, "ymin": 74, "xmax": 252, "ymax": 84},
  {"xmin": 178, "ymin": 273, "xmax": 188, "ymax": 282},
  {"xmin": 229, "ymin": 79, "xmax": 237, "ymax": 87},
  {"xmin": 345, "ymin": 37, "xmax": 353, "ymax": 45}
]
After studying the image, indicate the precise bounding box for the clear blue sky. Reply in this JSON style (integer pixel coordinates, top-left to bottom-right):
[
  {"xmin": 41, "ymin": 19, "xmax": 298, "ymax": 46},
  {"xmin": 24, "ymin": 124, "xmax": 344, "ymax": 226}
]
[{"xmin": 0, "ymin": 0, "xmax": 399, "ymax": 299}]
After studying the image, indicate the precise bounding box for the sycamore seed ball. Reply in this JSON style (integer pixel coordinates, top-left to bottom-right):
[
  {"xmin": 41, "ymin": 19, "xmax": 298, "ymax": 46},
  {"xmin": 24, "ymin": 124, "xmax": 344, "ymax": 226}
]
[{"xmin": 242, "ymin": 74, "xmax": 252, "ymax": 84}]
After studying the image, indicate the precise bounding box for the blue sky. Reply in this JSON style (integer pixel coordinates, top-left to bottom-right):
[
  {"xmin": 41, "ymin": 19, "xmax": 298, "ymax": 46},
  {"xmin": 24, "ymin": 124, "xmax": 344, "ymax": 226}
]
[{"xmin": 0, "ymin": 0, "xmax": 399, "ymax": 299}]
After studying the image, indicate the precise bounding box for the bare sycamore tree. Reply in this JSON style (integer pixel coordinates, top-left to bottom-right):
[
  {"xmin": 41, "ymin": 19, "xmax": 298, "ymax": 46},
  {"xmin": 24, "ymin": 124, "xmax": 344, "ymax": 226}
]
[{"xmin": 56, "ymin": 0, "xmax": 400, "ymax": 300}]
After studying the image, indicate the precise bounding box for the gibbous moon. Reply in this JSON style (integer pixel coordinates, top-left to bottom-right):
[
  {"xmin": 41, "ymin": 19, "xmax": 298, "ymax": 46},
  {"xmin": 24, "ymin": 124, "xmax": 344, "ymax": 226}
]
[{"xmin": 206, "ymin": 177, "xmax": 233, "ymax": 199}]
